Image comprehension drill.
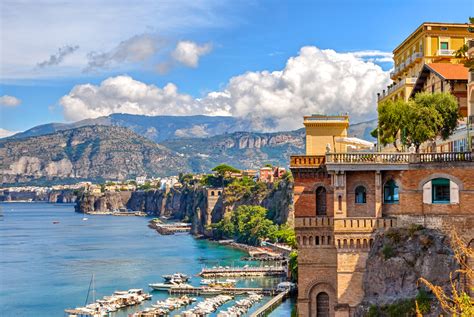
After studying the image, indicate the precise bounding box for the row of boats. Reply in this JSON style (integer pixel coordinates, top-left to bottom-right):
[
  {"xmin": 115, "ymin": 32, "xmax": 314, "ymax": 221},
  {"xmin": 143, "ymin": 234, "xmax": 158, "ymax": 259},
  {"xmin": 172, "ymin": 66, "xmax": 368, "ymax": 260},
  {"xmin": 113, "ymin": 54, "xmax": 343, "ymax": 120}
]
[
  {"xmin": 132, "ymin": 295, "xmax": 197, "ymax": 316},
  {"xmin": 180, "ymin": 294, "xmax": 234, "ymax": 316},
  {"xmin": 217, "ymin": 293, "xmax": 263, "ymax": 317},
  {"xmin": 65, "ymin": 288, "xmax": 152, "ymax": 317}
]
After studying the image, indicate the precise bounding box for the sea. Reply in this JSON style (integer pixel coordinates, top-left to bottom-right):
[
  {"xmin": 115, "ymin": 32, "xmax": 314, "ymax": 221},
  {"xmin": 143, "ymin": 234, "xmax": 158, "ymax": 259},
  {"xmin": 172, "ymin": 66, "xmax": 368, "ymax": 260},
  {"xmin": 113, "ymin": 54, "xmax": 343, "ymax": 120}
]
[{"xmin": 0, "ymin": 202, "xmax": 295, "ymax": 317}]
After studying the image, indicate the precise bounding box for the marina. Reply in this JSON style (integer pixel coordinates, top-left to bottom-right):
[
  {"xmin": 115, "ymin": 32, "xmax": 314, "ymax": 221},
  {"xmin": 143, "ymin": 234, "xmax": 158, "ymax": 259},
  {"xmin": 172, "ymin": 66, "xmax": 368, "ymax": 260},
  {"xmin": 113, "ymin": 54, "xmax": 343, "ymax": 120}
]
[
  {"xmin": 149, "ymin": 221, "xmax": 192, "ymax": 235},
  {"xmin": 199, "ymin": 266, "xmax": 287, "ymax": 278},
  {"xmin": 1, "ymin": 203, "xmax": 294, "ymax": 316}
]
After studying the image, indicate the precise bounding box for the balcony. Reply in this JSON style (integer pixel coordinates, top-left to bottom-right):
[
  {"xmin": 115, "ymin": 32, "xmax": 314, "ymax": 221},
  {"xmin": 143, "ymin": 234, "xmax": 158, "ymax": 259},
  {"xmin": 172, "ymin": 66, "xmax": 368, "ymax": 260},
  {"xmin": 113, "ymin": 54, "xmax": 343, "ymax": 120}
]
[
  {"xmin": 290, "ymin": 155, "xmax": 325, "ymax": 168},
  {"xmin": 334, "ymin": 217, "xmax": 397, "ymax": 233},
  {"xmin": 437, "ymin": 49, "xmax": 454, "ymax": 56},
  {"xmin": 411, "ymin": 52, "xmax": 423, "ymax": 62},
  {"xmin": 325, "ymin": 151, "xmax": 472, "ymax": 170},
  {"xmin": 378, "ymin": 77, "xmax": 417, "ymax": 100}
]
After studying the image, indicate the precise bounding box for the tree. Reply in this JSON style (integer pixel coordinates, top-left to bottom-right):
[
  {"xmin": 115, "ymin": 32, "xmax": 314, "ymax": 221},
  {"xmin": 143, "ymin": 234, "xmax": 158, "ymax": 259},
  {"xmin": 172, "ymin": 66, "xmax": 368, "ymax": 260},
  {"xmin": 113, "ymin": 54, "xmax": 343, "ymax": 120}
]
[
  {"xmin": 453, "ymin": 17, "xmax": 474, "ymax": 71},
  {"xmin": 212, "ymin": 164, "xmax": 241, "ymax": 186},
  {"xmin": 377, "ymin": 92, "xmax": 460, "ymax": 152},
  {"xmin": 377, "ymin": 98, "xmax": 409, "ymax": 151}
]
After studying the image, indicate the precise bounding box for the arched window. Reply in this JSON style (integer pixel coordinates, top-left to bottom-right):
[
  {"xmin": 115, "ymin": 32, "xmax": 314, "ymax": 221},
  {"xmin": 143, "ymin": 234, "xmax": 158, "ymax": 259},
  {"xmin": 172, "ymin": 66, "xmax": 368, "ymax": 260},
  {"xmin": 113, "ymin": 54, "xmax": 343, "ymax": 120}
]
[
  {"xmin": 211, "ymin": 191, "xmax": 215, "ymax": 196},
  {"xmin": 431, "ymin": 178, "xmax": 450, "ymax": 203},
  {"xmin": 383, "ymin": 180, "xmax": 399, "ymax": 204},
  {"xmin": 316, "ymin": 186, "xmax": 327, "ymax": 215},
  {"xmin": 355, "ymin": 186, "xmax": 367, "ymax": 204},
  {"xmin": 316, "ymin": 292, "xmax": 330, "ymax": 317}
]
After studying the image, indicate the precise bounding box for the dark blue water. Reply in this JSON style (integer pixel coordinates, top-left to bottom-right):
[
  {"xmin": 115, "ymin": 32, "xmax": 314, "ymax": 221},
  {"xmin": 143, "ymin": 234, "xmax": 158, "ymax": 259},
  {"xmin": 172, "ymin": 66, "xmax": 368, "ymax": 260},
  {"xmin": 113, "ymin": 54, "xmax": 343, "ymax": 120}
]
[{"xmin": 0, "ymin": 202, "xmax": 294, "ymax": 316}]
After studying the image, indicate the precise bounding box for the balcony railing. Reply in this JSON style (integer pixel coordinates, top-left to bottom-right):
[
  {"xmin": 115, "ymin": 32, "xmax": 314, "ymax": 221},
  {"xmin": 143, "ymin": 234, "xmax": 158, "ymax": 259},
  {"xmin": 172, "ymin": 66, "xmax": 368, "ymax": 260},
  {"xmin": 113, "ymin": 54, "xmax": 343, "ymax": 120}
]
[
  {"xmin": 437, "ymin": 49, "xmax": 454, "ymax": 56},
  {"xmin": 325, "ymin": 151, "xmax": 472, "ymax": 164},
  {"xmin": 334, "ymin": 217, "xmax": 397, "ymax": 232},
  {"xmin": 290, "ymin": 155, "xmax": 325, "ymax": 168},
  {"xmin": 378, "ymin": 77, "xmax": 417, "ymax": 100},
  {"xmin": 411, "ymin": 52, "xmax": 423, "ymax": 61},
  {"xmin": 295, "ymin": 216, "xmax": 333, "ymax": 228}
]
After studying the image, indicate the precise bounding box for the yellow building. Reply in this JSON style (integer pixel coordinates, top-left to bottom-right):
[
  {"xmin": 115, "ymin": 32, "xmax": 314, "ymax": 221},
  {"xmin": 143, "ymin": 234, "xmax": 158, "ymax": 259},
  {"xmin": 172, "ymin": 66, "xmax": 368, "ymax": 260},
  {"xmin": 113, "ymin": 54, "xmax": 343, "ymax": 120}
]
[
  {"xmin": 304, "ymin": 115, "xmax": 349, "ymax": 155},
  {"xmin": 378, "ymin": 22, "xmax": 473, "ymax": 103}
]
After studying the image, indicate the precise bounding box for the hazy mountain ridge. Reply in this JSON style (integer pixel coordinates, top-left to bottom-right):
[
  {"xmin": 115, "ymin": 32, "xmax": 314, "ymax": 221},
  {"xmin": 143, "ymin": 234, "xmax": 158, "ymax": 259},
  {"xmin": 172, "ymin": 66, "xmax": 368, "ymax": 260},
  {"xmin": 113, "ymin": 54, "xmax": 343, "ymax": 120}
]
[
  {"xmin": 0, "ymin": 125, "xmax": 189, "ymax": 184},
  {"xmin": 1, "ymin": 115, "xmax": 377, "ymax": 184}
]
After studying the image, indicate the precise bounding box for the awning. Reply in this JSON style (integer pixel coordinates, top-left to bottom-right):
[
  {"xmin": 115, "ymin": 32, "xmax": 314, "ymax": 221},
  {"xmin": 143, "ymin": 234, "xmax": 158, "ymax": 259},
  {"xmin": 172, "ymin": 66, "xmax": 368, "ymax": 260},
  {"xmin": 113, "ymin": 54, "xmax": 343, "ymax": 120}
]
[{"xmin": 335, "ymin": 137, "xmax": 375, "ymax": 149}]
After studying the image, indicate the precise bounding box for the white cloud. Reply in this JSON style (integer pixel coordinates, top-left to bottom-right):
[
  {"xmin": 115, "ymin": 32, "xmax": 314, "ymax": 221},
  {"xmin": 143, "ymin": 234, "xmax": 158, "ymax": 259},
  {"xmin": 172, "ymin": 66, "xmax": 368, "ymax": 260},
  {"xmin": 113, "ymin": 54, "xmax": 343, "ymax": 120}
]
[
  {"xmin": 171, "ymin": 41, "xmax": 212, "ymax": 67},
  {"xmin": 350, "ymin": 50, "xmax": 393, "ymax": 63},
  {"xmin": 0, "ymin": 128, "xmax": 18, "ymax": 138},
  {"xmin": 85, "ymin": 34, "xmax": 162, "ymax": 72},
  {"xmin": 60, "ymin": 46, "xmax": 391, "ymax": 130},
  {"xmin": 0, "ymin": 95, "xmax": 22, "ymax": 107},
  {"xmin": 60, "ymin": 76, "xmax": 200, "ymax": 121},
  {"xmin": 37, "ymin": 45, "xmax": 79, "ymax": 68}
]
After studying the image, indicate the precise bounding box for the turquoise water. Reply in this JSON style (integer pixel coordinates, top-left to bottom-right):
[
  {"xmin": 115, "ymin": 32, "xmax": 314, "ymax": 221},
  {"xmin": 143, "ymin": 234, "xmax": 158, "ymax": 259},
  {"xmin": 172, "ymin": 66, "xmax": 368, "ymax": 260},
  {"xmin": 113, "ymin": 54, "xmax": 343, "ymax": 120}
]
[{"xmin": 0, "ymin": 202, "xmax": 294, "ymax": 316}]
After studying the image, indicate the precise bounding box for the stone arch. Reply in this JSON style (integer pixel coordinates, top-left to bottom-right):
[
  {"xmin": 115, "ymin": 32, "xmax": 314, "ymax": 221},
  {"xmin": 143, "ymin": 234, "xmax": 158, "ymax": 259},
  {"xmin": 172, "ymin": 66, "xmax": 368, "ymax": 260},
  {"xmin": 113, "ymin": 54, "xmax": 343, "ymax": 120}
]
[
  {"xmin": 417, "ymin": 173, "xmax": 464, "ymax": 190},
  {"xmin": 211, "ymin": 191, "xmax": 215, "ymax": 196},
  {"xmin": 315, "ymin": 236, "xmax": 320, "ymax": 245},
  {"xmin": 316, "ymin": 292, "xmax": 330, "ymax": 317},
  {"xmin": 217, "ymin": 191, "xmax": 222, "ymax": 196},
  {"xmin": 303, "ymin": 236, "xmax": 308, "ymax": 246},
  {"xmin": 327, "ymin": 236, "xmax": 331, "ymax": 245},
  {"xmin": 309, "ymin": 236, "xmax": 314, "ymax": 246},
  {"xmin": 297, "ymin": 235, "xmax": 301, "ymax": 246},
  {"xmin": 306, "ymin": 281, "xmax": 336, "ymax": 317}
]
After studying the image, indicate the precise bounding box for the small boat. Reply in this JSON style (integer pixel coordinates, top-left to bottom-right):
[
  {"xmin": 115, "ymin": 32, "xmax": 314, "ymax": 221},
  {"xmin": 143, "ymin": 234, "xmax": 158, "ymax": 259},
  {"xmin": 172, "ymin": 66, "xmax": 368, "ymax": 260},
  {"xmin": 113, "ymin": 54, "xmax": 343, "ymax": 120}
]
[
  {"xmin": 162, "ymin": 273, "xmax": 190, "ymax": 283},
  {"xmin": 53, "ymin": 221, "xmax": 60, "ymax": 224},
  {"xmin": 148, "ymin": 282, "xmax": 193, "ymax": 291},
  {"xmin": 82, "ymin": 217, "xmax": 88, "ymax": 221}
]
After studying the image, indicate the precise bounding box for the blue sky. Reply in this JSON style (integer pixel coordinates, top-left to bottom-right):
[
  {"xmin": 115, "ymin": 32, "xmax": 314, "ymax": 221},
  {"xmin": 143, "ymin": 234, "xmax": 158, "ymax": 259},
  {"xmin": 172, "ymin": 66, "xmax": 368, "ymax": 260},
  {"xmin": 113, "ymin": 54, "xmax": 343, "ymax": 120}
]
[{"xmin": 0, "ymin": 0, "xmax": 472, "ymax": 134}]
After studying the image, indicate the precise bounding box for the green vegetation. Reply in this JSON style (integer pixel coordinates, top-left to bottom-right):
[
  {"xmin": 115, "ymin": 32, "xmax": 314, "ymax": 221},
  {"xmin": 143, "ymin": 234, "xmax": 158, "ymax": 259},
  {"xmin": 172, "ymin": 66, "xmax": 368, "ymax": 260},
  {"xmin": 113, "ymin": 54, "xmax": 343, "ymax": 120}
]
[
  {"xmin": 454, "ymin": 17, "xmax": 474, "ymax": 71},
  {"xmin": 288, "ymin": 251, "xmax": 298, "ymax": 282},
  {"xmin": 415, "ymin": 289, "xmax": 432, "ymax": 314},
  {"xmin": 212, "ymin": 205, "xmax": 295, "ymax": 247},
  {"xmin": 408, "ymin": 224, "xmax": 424, "ymax": 237},
  {"xmin": 382, "ymin": 244, "xmax": 395, "ymax": 260},
  {"xmin": 377, "ymin": 92, "xmax": 460, "ymax": 152}
]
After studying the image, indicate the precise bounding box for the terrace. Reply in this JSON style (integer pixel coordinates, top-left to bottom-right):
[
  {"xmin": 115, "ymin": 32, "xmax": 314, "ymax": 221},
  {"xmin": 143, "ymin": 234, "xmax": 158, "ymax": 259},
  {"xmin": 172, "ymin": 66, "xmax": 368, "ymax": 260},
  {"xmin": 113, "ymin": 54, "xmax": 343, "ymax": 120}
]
[{"xmin": 290, "ymin": 151, "xmax": 473, "ymax": 170}]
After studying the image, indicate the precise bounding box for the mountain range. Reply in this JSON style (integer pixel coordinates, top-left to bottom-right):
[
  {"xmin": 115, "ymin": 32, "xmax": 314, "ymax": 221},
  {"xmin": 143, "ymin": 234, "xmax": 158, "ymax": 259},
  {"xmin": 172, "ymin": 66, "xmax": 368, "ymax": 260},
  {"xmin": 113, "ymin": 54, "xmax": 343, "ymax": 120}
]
[{"xmin": 1, "ymin": 114, "xmax": 377, "ymax": 185}]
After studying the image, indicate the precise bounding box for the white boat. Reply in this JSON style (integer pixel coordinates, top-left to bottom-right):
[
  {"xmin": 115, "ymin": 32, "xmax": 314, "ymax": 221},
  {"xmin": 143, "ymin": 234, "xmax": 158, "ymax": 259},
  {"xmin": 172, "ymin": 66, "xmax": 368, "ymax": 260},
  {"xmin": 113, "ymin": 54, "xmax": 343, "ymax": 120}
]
[
  {"xmin": 82, "ymin": 217, "xmax": 88, "ymax": 221},
  {"xmin": 148, "ymin": 282, "xmax": 192, "ymax": 291}
]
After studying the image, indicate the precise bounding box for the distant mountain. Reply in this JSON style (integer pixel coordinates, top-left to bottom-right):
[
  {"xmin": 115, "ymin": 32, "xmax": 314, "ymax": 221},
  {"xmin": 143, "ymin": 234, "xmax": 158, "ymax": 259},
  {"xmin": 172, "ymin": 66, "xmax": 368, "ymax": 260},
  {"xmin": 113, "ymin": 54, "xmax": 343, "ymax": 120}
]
[
  {"xmin": 0, "ymin": 125, "xmax": 189, "ymax": 185},
  {"xmin": 6, "ymin": 113, "xmax": 377, "ymax": 144},
  {"xmin": 348, "ymin": 118, "xmax": 377, "ymax": 142},
  {"xmin": 6, "ymin": 114, "xmax": 254, "ymax": 143},
  {"xmin": 0, "ymin": 116, "xmax": 378, "ymax": 185},
  {"xmin": 163, "ymin": 129, "xmax": 306, "ymax": 172}
]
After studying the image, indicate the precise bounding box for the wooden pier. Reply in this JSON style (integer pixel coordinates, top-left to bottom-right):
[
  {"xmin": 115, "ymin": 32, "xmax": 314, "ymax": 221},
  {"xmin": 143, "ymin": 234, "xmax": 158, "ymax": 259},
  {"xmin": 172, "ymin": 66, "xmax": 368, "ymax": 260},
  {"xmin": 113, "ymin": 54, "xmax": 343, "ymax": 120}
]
[
  {"xmin": 149, "ymin": 222, "xmax": 192, "ymax": 235},
  {"xmin": 167, "ymin": 286, "xmax": 279, "ymax": 296},
  {"xmin": 199, "ymin": 266, "xmax": 286, "ymax": 278},
  {"xmin": 250, "ymin": 290, "xmax": 290, "ymax": 317}
]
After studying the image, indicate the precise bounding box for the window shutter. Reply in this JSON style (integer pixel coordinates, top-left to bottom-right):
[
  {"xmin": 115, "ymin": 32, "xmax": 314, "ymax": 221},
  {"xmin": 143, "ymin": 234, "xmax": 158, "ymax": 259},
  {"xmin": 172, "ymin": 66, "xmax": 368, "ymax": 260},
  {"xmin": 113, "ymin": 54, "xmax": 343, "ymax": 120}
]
[
  {"xmin": 423, "ymin": 182, "xmax": 432, "ymax": 204},
  {"xmin": 450, "ymin": 181, "xmax": 459, "ymax": 204}
]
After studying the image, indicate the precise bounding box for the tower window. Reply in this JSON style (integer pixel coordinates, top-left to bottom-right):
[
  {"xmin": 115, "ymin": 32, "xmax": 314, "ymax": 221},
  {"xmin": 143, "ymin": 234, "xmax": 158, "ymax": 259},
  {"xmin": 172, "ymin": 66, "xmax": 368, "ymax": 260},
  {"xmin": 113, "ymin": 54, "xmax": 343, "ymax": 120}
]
[
  {"xmin": 355, "ymin": 186, "xmax": 367, "ymax": 204},
  {"xmin": 383, "ymin": 180, "xmax": 399, "ymax": 204}
]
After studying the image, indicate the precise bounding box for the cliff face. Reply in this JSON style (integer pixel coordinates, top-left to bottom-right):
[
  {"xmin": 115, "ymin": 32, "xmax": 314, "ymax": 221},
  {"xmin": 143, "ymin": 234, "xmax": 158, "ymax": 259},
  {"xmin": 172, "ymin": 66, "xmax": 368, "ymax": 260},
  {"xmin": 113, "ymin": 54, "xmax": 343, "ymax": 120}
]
[
  {"xmin": 0, "ymin": 125, "xmax": 188, "ymax": 184},
  {"xmin": 356, "ymin": 227, "xmax": 458, "ymax": 317},
  {"xmin": 75, "ymin": 178, "xmax": 294, "ymax": 235}
]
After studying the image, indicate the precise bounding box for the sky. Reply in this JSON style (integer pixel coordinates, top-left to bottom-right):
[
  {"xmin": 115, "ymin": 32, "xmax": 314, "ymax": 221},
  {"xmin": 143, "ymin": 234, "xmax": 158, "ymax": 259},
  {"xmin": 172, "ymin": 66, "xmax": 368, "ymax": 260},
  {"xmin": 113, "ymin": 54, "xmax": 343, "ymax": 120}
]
[{"xmin": 0, "ymin": 0, "xmax": 472, "ymax": 136}]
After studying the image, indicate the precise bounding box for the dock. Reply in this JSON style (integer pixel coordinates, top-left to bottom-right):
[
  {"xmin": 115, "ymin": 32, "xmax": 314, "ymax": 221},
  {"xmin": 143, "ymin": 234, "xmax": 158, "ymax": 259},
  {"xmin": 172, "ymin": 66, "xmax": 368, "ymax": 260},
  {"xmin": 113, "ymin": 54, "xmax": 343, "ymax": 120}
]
[
  {"xmin": 149, "ymin": 221, "xmax": 192, "ymax": 235},
  {"xmin": 250, "ymin": 290, "xmax": 290, "ymax": 317},
  {"xmin": 199, "ymin": 266, "xmax": 286, "ymax": 278},
  {"xmin": 167, "ymin": 286, "xmax": 279, "ymax": 296}
]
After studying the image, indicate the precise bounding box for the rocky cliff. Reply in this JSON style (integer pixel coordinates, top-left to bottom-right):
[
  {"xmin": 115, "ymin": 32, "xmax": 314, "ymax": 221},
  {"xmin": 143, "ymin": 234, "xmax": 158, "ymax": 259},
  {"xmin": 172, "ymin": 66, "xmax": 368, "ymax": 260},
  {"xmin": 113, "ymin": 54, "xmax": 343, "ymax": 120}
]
[
  {"xmin": 356, "ymin": 227, "xmax": 459, "ymax": 317},
  {"xmin": 0, "ymin": 125, "xmax": 188, "ymax": 184},
  {"xmin": 75, "ymin": 178, "xmax": 294, "ymax": 236}
]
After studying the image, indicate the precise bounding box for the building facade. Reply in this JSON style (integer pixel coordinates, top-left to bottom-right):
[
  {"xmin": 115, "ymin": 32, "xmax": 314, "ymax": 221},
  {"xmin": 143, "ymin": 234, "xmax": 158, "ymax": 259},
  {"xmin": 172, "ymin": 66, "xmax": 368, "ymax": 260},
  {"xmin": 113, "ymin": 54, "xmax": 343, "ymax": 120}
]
[
  {"xmin": 292, "ymin": 115, "xmax": 474, "ymax": 317},
  {"xmin": 378, "ymin": 22, "xmax": 472, "ymax": 103}
]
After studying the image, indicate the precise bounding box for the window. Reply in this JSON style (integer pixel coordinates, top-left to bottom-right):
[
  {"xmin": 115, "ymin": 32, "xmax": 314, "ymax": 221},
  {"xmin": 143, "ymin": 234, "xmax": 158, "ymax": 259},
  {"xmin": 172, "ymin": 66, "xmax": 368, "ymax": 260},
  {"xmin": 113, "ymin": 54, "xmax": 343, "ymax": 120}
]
[
  {"xmin": 432, "ymin": 178, "xmax": 450, "ymax": 203},
  {"xmin": 316, "ymin": 187, "xmax": 327, "ymax": 215},
  {"xmin": 383, "ymin": 180, "xmax": 399, "ymax": 204},
  {"xmin": 316, "ymin": 292, "xmax": 330, "ymax": 317},
  {"xmin": 440, "ymin": 42, "xmax": 449, "ymax": 50},
  {"xmin": 355, "ymin": 186, "xmax": 367, "ymax": 204}
]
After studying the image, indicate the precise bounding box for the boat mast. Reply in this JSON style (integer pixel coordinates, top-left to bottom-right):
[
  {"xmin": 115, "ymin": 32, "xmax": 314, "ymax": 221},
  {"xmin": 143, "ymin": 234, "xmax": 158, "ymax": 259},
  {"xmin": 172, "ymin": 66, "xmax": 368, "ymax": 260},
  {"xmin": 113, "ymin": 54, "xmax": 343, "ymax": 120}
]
[{"xmin": 84, "ymin": 273, "xmax": 96, "ymax": 306}]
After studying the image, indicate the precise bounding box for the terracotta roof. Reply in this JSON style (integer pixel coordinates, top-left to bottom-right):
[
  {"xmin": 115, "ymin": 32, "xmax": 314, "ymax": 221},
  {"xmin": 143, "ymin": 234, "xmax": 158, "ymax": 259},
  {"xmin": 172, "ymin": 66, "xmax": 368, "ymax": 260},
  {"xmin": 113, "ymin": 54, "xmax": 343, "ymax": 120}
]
[{"xmin": 426, "ymin": 63, "xmax": 468, "ymax": 80}]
